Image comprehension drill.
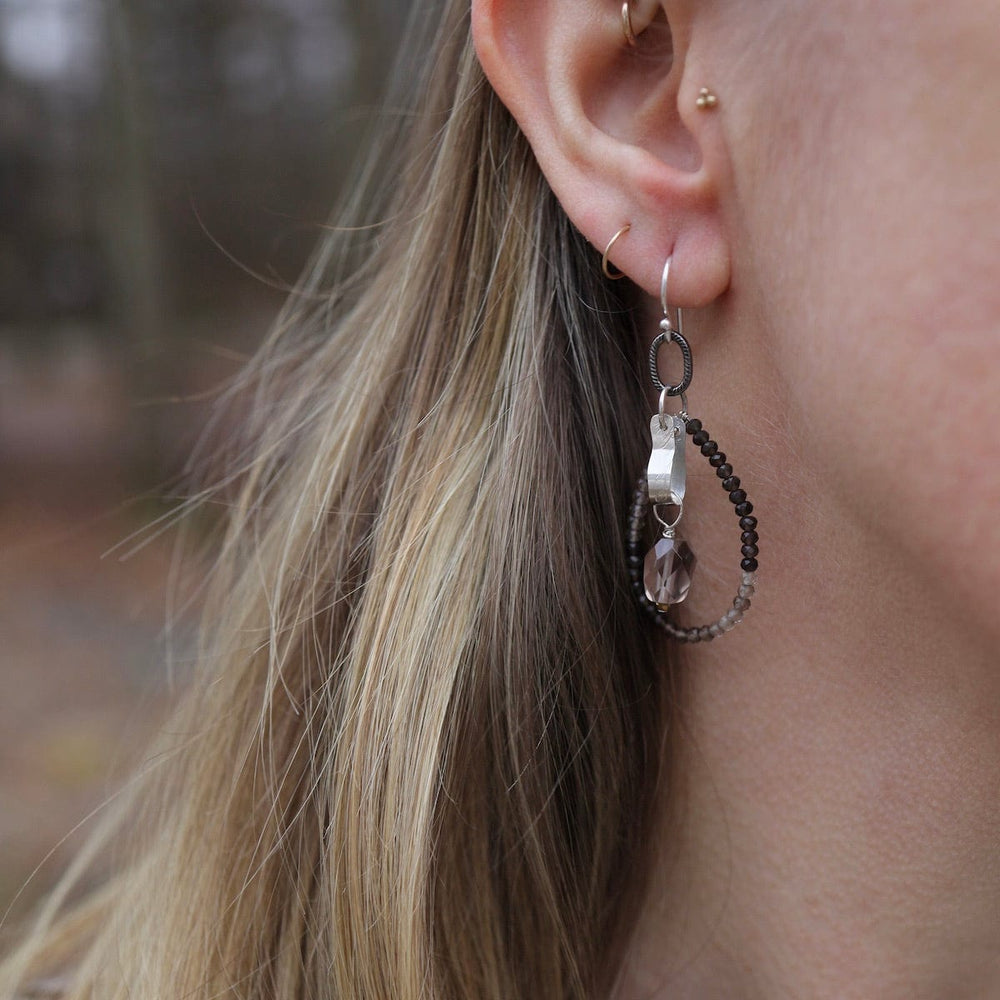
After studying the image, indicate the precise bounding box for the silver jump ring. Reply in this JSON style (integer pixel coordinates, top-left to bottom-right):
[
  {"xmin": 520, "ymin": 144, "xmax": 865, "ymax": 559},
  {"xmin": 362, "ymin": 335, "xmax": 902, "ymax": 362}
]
[
  {"xmin": 657, "ymin": 387, "xmax": 689, "ymax": 429},
  {"xmin": 652, "ymin": 497, "xmax": 684, "ymax": 536}
]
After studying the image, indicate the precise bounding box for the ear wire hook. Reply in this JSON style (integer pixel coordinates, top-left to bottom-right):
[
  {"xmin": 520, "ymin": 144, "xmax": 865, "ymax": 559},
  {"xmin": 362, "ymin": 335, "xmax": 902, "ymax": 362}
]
[{"xmin": 659, "ymin": 255, "xmax": 684, "ymax": 339}]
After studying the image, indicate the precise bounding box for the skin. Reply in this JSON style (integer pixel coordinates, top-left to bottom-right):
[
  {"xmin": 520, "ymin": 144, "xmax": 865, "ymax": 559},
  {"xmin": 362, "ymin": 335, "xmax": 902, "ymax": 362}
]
[{"xmin": 473, "ymin": 0, "xmax": 1000, "ymax": 996}]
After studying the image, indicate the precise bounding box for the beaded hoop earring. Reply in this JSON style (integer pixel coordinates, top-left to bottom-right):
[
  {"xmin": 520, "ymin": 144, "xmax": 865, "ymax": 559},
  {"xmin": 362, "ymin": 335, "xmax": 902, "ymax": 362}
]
[{"xmin": 626, "ymin": 258, "xmax": 759, "ymax": 642}]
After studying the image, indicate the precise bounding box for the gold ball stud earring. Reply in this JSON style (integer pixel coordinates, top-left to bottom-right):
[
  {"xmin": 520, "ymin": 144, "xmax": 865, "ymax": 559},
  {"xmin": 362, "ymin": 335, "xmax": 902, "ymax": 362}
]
[{"xmin": 695, "ymin": 87, "xmax": 719, "ymax": 110}]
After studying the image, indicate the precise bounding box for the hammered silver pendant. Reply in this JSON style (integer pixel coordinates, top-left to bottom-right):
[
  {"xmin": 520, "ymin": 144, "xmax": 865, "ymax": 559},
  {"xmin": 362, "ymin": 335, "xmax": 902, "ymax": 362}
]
[{"xmin": 642, "ymin": 413, "xmax": 697, "ymax": 609}]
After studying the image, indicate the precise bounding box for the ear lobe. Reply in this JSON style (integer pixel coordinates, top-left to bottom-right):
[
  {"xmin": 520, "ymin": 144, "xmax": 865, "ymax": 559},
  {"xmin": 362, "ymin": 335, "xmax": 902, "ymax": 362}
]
[{"xmin": 471, "ymin": 0, "xmax": 730, "ymax": 307}]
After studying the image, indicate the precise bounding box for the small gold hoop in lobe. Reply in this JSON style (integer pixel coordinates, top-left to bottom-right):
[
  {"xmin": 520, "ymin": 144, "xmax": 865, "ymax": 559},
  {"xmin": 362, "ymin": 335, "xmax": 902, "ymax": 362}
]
[{"xmin": 602, "ymin": 224, "xmax": 631, "ymax": 280}]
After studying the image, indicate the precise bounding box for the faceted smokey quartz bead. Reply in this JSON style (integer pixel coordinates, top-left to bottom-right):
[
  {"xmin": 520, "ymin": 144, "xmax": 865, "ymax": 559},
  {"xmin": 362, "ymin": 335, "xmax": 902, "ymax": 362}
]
[{"xmin": 644, "ymin": 536, "xmax": 697, "ymax": 610}]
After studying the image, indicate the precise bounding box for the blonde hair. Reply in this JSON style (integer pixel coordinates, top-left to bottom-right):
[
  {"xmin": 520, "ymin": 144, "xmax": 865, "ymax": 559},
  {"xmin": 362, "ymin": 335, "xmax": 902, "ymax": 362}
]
[{"xmin": 3, "ymin": 2, "xmax": 668, "ymax": 997}]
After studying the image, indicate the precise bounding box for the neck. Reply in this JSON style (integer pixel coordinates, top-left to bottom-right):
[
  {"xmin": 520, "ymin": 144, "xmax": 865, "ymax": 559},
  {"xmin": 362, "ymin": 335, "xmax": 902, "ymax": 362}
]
[{"xmin": 615, "ymin": 435, "xmax": 1000, "ymax": 999}]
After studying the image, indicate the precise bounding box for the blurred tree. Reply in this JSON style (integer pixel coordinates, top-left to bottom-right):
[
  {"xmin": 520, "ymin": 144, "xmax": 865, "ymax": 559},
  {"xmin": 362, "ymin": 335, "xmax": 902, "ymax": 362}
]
[
  {"xmin": 102, "ymin": 0, "xmax": 170, "ymax": 476},
  {"xmin": 103, "ymin": 0, "xmax": 166, "ymax": 358},
  {"xmin": 0, "ymin": 0, "xmax": 412, "ymax": 477}
]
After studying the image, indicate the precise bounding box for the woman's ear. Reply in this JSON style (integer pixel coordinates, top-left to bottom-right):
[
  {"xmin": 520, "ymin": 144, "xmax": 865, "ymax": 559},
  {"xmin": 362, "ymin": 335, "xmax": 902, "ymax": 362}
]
[{"xmin": 471, "ymin": 0, "xmax": 730, "ymax": 306}]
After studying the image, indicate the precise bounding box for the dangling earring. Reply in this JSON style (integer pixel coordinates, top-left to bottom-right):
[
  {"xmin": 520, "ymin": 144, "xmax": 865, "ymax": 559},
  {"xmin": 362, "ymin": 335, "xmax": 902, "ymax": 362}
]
[{"xmin": 626, "ymin": 257, "xmax": 758, "ymax": 642}]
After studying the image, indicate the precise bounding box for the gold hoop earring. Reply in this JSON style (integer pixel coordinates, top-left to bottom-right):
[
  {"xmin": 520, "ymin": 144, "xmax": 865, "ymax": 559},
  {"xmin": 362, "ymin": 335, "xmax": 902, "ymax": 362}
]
[
  {"xmin": 621, "ymin": 2, "xmax": 638, "ymax": 46},
  {"xmin": 601, "ymin": 224, "xmax": 631, "ymax": 279}
]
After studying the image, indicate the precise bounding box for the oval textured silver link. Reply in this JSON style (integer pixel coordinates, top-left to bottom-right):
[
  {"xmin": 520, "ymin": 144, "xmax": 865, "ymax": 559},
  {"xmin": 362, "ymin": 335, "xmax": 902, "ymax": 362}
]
[{"xmin": 648, "ymin": 328, "xmax": 693, "ymax": 396}]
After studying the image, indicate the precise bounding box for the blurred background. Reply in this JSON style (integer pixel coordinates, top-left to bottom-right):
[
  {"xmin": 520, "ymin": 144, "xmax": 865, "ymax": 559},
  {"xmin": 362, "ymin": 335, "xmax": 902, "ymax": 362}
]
[{"xmin": 0, "ymin": 0, "xmax": 406, "ymax": 925}]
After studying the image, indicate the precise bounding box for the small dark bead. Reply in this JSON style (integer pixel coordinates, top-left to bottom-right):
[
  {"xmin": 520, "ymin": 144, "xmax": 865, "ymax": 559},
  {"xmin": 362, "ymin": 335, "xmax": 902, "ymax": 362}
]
[
  {"xmin": 729, "ymin": 489, "xmax": 748, "ymax": 505},
  {"xmin": 739, "ymin": 515, "xmax": 758, "ymax": 531},
  {"xmin": 709, "ymin": 452, "xmax": 727, "ymax": 468},
  {"xmin": 741, "ymin": 544, "xmax": 759, "ymax": 559},
  {"xmin": 715, "ymin": 464, "xmax": 734, "ymax": 479},
  {"xmin": 741, "ymin": 557, "xmax": 759, "ymax": 572},
  {"xmin": 735, "ymin": 501, "xmax": 754, "ymax": 517},
  {"xmin": 687, "ymin": 629, "xmax": 702, "ymax": 643},
  {"xmin": 699, "ymin": 627, "xmax": 714, "ymax": 642},
  {"xmin": 722, "ymin": 476, "xmax": 741, "ymax": 492},
  {"xmin": 686, "ymin": 418, "xmax": 702, "ymax": 435},
  {"xmin": 628, "ymin": 554, "xmax": 642, "ymax": 566},
  {"xmin": 691, "ymin": 429, "xmax": 710, "ymax": 447},
  {"xmin": 700, "ymin": 440, "xmax": 718, "ymax": 457},
  {"xmin": 741, "ymin": 530, "xmax": 759, "ymax": 545}
]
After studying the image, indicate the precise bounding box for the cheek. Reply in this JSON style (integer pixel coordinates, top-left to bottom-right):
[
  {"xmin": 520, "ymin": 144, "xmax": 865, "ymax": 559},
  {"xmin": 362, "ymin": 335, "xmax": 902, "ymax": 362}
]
[{"xmin": 723, "ymin": 0, "xmax": 1000, "ymax": 625}]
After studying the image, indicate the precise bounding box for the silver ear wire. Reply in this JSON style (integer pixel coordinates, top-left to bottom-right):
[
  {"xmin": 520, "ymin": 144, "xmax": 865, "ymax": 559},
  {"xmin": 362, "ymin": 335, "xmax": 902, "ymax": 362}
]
[{"xmin": 659, "ymin": 255, "xmax": 684, "ymax": 340}]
